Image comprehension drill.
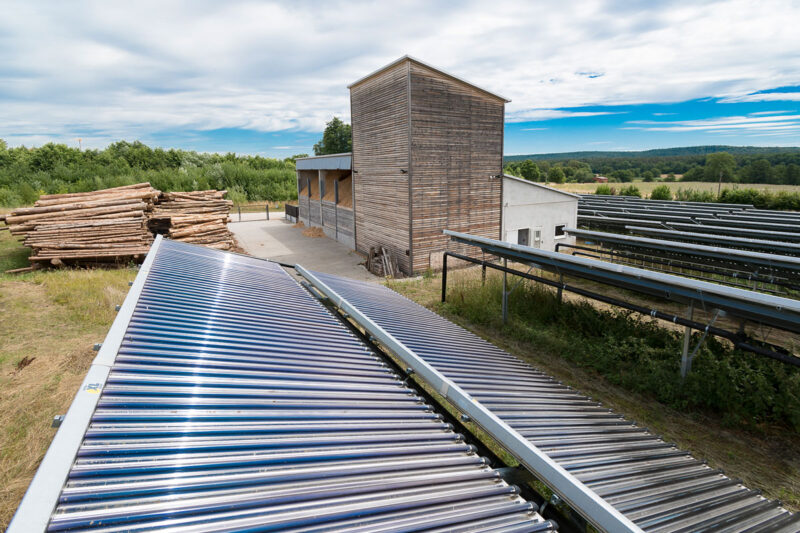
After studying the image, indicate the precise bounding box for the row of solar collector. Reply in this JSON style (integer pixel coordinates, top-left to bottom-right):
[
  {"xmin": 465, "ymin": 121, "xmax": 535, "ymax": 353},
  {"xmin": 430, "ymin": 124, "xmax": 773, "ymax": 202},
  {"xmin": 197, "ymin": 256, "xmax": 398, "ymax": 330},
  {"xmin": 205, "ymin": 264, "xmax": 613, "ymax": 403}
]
[
  {"xmin": 580, "ymin": 194, "xmax": 800, "ymax": 226},
  {"xmin": 580, "ymin": 194, "xmax": 800, "ymax": 219},
  {"xmin": 560, "ymin": 228, "xmax": 800, "ymax": 291},
  {"xmin": 303, "ymin": 253, "xmax": 800, "ymax": 532},
  {"xmin": 9, "ymin": 238, "xmax": 556, "ymax": 533}
]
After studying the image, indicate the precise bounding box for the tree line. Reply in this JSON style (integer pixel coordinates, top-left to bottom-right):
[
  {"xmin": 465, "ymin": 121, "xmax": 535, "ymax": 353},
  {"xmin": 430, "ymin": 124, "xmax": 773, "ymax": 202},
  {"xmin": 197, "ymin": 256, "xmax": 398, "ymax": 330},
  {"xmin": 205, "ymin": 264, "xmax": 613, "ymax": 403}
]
[
  {"xmin": 0, "ymin": 139, "xmax": 306, "ymax": 207},
  {"xmin": 504, "ymin": 150, "xmax": 800, "ymax": 185}
]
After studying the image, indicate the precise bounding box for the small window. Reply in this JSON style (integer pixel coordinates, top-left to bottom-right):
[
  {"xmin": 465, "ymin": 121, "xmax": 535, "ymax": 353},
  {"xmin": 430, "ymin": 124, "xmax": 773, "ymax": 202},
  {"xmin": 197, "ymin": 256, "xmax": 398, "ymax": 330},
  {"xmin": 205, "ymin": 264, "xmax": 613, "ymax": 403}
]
[
  {"xmin": 555, "ymin": 224, "xmax": 566, "ymax": 238},
  {"xmin": 517, "ymin": 228, "xmax": 530, "ymax": 246},
  {"xmin": 533, "ymin": 229, "xmax": 542, "ymax": 248}
]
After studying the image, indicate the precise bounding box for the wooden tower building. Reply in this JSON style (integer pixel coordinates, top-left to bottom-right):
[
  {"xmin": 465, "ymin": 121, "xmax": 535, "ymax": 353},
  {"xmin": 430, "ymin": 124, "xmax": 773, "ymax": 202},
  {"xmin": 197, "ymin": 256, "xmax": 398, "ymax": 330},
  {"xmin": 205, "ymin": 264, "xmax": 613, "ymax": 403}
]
[{"xmin": 297, "ymin": 56, "xmax": 509, "ymax": 276}]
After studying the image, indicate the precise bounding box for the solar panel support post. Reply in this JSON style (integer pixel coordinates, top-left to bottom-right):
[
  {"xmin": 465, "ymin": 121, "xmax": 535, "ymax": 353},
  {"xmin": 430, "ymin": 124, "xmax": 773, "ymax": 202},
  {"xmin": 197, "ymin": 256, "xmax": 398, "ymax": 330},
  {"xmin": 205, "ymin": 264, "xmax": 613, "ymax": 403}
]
[
  {"xmin": 296, "ymin": 264, "xmax": 646, "ymax": 533},
  {"xmin": 502, "ymin": 257, "xmax": 508, "ymax": 324},
  {"xmin": 680, "ymin": 301, "xmax": 694, "ymax": 379},
  {"xmin": 441, "ymin": 252, "xmax": 448, "ymax": 303}
]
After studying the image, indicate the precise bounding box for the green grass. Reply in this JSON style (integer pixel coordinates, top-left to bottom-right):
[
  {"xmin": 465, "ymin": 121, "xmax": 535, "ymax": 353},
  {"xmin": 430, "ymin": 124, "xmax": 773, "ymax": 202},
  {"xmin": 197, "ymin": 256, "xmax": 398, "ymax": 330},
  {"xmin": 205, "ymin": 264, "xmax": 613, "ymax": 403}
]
[
  {"xmin": 0, "ymin": 230, "xmax": 29, "ymax": 273},
  {"xmin": 0, "ymin": 230, "xmax": 135, "ymax": 528}
]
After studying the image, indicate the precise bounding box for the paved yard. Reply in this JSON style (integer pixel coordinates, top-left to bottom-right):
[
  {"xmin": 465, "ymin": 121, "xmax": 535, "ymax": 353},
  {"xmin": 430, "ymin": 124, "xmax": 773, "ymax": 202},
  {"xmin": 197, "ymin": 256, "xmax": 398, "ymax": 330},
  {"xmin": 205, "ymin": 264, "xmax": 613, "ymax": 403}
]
[{"xmin": 229, "ymin": 218, "xmax": 379, "ymax": 282}]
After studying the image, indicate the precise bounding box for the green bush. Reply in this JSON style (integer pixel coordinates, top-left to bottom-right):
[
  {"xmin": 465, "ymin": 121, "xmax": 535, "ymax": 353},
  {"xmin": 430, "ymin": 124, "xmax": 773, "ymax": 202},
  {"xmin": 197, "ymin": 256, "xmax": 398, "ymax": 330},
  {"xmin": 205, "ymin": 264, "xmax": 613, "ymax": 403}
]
[
  {"xmin": 0, "ymin": 140, "xmax": 300, "ymax": 207},
  {"xmin": 719, "ymin": 188, "xmax": 800, "ymax": 210},
  {"xmin": 443, "ymin": 276, "xmax": 800, "ymax": 433},
  {"xmin": 595, "ymin": 184, "xmax": 612, "ymax": 195},
  {"xmin": 618, "ymin": 185, "xmax": 641, "ymax": 197},
  {"xmin": 675, "ymin": 188, "xmax": 716, "ymax": 202},
  {"xmin": 650, "ymin": 184, "xmax": 673, "ymax": 200}
]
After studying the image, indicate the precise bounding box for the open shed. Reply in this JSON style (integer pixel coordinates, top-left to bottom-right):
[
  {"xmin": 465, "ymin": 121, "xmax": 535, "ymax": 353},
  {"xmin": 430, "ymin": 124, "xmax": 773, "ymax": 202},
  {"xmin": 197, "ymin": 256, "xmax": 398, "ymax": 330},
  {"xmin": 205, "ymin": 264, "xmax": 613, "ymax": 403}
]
[{"xmin": 296, "ymin": 153, "xmax": 354, "ymax": 248}]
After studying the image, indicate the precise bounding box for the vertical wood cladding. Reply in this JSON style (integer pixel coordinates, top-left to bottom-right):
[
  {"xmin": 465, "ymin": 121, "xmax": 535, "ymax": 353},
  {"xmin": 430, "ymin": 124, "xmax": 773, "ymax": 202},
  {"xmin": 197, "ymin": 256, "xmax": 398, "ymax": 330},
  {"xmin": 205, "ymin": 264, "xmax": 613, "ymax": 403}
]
[
  {"xmin": 351, "ymin": 57, "xmax": 504, "ymax": 274},
  {"xmin": 408, "ymin": 62, "xmax": 504, "ymax": 273},
  {"xmin": 351, "ymin": 61, "xmax": 411, "ymax": 273}
]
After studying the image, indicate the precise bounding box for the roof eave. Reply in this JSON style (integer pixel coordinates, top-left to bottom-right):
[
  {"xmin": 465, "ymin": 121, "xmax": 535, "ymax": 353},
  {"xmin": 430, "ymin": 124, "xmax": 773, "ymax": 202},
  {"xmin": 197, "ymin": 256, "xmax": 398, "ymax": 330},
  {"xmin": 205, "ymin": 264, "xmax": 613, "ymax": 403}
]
[{"xmin": 348, "ymin": 55, "xmax": 510, "ymax": 103}]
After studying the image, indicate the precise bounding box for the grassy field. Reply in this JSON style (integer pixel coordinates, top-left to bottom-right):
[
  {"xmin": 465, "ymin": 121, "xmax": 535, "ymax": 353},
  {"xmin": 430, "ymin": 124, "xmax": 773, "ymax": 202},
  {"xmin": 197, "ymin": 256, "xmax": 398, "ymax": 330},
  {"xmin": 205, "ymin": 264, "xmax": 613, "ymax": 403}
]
[
  {"xmin": 389, "ymin": 267, "xmax": 800, "ymax": 510},
  {"xmin": 0, "ymin": 231, "xmax": 135, "ymax": 528},
  {"xmin": 549, "ymin": 181, "xmax": 800, "ymax": 195}
]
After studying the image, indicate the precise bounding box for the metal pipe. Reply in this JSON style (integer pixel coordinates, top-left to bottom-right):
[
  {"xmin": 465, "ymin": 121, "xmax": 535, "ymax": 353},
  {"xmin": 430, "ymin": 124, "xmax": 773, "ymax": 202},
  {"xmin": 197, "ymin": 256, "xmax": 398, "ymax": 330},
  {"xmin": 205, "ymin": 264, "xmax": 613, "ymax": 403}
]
[{"xmin": 296, "ymin": 264, "xmax": 645, "ymax": 533}]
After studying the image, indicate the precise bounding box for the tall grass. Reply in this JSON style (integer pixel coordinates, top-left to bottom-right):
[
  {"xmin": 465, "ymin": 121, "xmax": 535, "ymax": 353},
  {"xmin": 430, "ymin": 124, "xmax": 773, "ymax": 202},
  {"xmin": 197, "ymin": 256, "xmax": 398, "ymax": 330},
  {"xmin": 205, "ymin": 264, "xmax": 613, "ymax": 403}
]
[{"xmin": 443, "ymin": 273, "xmax": 800, "ymax": 432}]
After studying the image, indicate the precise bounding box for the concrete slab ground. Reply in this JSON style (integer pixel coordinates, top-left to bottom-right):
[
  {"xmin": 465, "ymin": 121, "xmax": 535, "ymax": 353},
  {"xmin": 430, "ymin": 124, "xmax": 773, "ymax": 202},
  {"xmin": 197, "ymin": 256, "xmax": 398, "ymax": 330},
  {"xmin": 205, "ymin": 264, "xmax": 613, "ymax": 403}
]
[{"xmin": 229, "ymin": 218, "xmax": 379, "ymax": 282}]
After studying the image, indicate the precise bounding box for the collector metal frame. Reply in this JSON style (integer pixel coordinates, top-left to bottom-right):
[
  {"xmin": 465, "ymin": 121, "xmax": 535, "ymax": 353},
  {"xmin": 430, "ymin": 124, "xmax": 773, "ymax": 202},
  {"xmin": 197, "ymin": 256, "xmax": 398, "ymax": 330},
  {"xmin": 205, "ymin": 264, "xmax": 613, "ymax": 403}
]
[
  {"xmin": 558, "ymin": 228, "xmax": 800, "ymax": 293},
  {"xmin": 444, "ymin": 230, "xmax": 800, "ymax": 334},
  {"xmin": 440, "ymin": 230, "xmax": 800, "ymax": 367},
  {"xmin": 296, "ymin": 265, "xmax": 645, "ymax": 533},
  {"xmin": 7, "ymin": 235, "xmax": 164, "ymax": 533}
]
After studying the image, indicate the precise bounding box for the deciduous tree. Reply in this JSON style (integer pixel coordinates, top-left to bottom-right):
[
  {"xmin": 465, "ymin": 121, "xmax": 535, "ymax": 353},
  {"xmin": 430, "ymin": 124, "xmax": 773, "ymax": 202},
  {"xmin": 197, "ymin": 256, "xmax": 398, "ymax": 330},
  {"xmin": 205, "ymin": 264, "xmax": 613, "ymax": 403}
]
[{"xmin": 313, "ymin": 117, "xmax": 352, "ymax": 156}]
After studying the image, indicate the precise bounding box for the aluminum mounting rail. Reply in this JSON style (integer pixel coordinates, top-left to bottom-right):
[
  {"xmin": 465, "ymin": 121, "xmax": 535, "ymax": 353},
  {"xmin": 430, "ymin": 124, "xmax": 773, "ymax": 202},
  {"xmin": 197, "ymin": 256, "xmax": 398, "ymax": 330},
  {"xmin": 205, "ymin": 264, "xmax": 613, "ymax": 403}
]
[
  {"xmin": 9, "ymin": 238, "xmax": 554, "ymax": 532},
  {"xmin": 297, "ymin": 265, "xmax": 644, "ymax": 533},
  {"xmin": 445, "ymin": 230, "xmax": 800, "ymax": 335},
  {"xmin": 297, "ymin": 268, "xmax": 800, "ymax": 532}
]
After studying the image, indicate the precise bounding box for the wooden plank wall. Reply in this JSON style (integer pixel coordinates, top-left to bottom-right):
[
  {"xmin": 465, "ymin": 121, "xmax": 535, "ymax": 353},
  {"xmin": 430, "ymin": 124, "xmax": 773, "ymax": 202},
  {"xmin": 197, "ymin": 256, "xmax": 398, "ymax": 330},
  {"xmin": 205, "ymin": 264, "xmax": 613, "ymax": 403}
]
[
  {"xmin": 297, "ymin": 169, "xmax": 316, "ymax": 224},
  {"xmin": 309, "ymin": 200, "xmax": 321, "ymax": 225},
  {"xmin": 408, "ymin": 62, "xmax": 504, "ymax": 272},
  {"xmin": 351, "ymin": 61, "xmax": 411, "ymax": 273},
  {"xmin": 322, "ymin": 201, "xmax": 336, "ymax": 231}
]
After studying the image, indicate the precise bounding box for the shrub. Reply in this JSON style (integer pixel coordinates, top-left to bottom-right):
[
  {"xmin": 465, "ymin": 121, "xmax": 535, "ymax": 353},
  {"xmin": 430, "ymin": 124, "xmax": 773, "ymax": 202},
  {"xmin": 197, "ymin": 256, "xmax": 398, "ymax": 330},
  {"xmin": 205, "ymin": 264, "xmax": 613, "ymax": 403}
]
[
  {"xmin": 0, "ymin": 187, "xmax": 22, "ymax": 207},
  {"xmin": 618, "ymin": 185, "xmax": 641, "ymax": 197},
  {"xmin": 595, "ymin": 184, "xmax": 612, "ymax": 195},
  {"xmin": 675, "ymin": 188, "xmax": 716, "ymax": 202},
  {"xmin": 650, "ymin": 185, "xmax": 673, "ymax": 200}
]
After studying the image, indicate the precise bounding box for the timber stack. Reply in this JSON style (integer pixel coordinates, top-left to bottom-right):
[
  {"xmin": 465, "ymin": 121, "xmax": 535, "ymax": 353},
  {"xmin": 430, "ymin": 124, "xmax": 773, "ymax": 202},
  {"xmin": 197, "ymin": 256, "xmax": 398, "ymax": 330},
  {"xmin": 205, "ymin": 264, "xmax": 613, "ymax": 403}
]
[
  {"xmin": 148, "ymin": 190, "xmax": 234, "ymax": 250},
  {"xmin": 2, "ymin": 183, "xmax": 158, "ymax": 269}
]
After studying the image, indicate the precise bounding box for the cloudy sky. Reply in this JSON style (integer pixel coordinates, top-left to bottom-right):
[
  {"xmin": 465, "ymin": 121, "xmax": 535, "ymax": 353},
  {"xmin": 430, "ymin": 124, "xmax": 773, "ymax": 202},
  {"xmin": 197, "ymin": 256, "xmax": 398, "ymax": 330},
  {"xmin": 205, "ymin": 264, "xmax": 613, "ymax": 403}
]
[{"xmin": 2, "ymin": 0, "xmax": 800, "ymax": 156}]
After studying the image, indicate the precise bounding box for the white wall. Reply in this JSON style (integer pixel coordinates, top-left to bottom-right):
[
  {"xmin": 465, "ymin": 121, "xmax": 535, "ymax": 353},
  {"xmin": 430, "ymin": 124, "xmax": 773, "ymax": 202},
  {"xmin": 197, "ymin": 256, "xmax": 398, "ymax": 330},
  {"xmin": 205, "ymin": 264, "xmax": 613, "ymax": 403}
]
[{"xmin": 502, "ymin": 178, "xmax": 577, "ymax": 251}]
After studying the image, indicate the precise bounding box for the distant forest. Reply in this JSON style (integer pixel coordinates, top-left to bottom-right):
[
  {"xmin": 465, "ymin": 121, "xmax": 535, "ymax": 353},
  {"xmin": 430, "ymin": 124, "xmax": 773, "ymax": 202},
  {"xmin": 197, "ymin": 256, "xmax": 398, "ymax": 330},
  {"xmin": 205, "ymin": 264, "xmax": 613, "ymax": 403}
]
[
  {"xmin": 503, "ymin": 145, "xmax": 800, "ymax": 185},
  {"xmin": 0, "ymin": 140, "xmax": 303, "ymax": 207}
]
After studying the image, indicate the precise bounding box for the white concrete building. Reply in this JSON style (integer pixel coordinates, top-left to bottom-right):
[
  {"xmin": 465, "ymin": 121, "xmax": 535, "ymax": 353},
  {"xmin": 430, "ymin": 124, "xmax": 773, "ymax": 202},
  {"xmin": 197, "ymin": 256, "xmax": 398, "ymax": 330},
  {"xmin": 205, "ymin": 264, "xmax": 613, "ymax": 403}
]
[{"xmin": 501, "ymin": 174, "xmax": 578, "ymax": 251}]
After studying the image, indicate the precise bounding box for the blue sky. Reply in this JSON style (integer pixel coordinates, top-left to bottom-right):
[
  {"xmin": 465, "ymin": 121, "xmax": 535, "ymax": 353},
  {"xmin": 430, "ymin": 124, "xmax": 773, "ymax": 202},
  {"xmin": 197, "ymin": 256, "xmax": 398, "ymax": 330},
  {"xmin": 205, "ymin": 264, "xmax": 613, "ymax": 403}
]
[{"xmin": 2, "ymin": 1, "xmax": 800, "ymax": 157}]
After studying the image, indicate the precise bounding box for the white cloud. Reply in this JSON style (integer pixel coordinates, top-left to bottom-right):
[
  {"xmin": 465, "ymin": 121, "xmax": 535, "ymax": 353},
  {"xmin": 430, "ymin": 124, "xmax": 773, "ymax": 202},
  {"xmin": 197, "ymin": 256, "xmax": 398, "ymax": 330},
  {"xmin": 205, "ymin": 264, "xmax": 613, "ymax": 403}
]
[
  {"xmin": 624, "ymin": 112, "xmax": 800, "ymax": 133},
  {"xmin": 719, "ymin": 92, "xmax": 800, "ymax": 103},
  {"xmin": 508, "ymin": 110, "xmax": 625, "ymax": 122},
  {"xmin": 1, "ymin": 0, "xmax": 800, "ymax": 147}
]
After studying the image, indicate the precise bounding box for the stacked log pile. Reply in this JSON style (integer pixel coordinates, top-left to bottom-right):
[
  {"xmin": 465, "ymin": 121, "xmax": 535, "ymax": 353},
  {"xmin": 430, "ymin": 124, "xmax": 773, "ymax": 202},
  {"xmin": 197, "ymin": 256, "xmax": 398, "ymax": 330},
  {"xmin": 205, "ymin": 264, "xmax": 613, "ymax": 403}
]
[
  {"xmin": 148, "ymin": 190, "xmax": 234, "ymax": 250},
  {"xmin": 2, "ymin": 183, "xmax": 158, "ymax": 268}
]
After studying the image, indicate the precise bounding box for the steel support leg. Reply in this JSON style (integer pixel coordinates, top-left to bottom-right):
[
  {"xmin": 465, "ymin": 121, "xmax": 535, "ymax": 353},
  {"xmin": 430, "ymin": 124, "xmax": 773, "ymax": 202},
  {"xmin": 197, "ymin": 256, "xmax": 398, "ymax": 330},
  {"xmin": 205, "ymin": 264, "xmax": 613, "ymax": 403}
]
[
  {"xmin": 681, "ymin": 302, "xmax": 694, "ymax": 379},
  {"xmin": 441, "ymin": 253, "xmax": 448, "ymax": 303},
  {"xmin": 502, "ymin": 258, "xmax": 508, "ymax": 324},
  {"xmin": 557, "ymin": 273, "xmax": 564, "ymax": 304}
]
